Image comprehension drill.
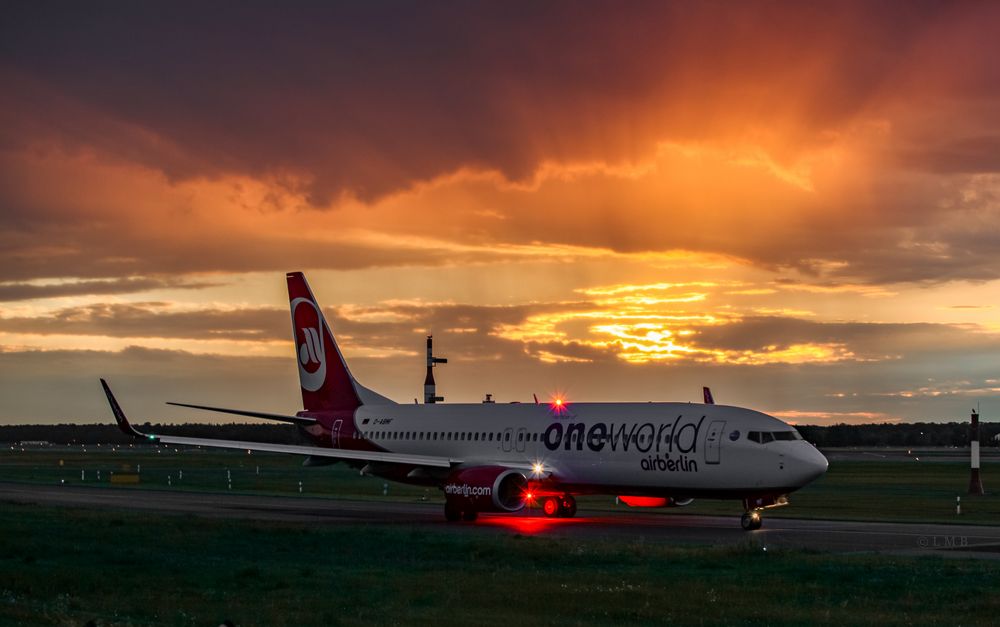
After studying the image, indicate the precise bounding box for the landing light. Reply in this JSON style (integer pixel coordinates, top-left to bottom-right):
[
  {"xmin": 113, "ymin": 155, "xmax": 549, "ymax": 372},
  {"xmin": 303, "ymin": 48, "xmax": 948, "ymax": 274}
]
[{"xmin": 531, "ymin": 462, "xmax": 544, "ymax": 475}]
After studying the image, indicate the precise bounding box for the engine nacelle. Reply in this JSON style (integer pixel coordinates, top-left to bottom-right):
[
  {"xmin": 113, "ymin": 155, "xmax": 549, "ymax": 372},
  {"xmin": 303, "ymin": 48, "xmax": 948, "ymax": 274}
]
[
  {"xmin": 619, "ymin": 496, "xmax": 694, "ymax": 508},
  {"xmin": 443, "ymin": 466, "xmax": 528, "ymax": 513}
]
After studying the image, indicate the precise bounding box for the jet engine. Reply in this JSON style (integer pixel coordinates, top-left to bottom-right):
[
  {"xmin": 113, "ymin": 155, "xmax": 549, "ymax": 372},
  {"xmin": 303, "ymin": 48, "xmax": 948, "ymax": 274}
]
[{"xmin": 442, "ymin": 466, "xmax": 528, "ymax": 520}]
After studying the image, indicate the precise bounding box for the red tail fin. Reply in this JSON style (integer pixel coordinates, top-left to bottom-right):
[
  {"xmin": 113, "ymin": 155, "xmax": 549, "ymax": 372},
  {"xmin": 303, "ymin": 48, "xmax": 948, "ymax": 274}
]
[{"xmin": 287, "ymin": 272, "xmax": 362, "ymax": 412}]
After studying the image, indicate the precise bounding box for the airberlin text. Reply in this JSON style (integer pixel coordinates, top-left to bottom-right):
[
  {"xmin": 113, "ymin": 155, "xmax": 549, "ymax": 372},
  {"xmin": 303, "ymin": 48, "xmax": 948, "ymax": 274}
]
[
  {"xmin": 543, "ymin": 415, "xmax": 705, "ymax": 473},
  {"xmin": 444, "ymin": 483, "xmax": 491, "ymax": 498}
]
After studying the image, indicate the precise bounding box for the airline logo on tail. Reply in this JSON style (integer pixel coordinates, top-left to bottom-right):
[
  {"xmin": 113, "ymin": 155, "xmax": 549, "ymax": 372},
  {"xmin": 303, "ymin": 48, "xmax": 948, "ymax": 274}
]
[{"xmin": 291, "ymin": 297, "xmax": 326, "ymax": 392}]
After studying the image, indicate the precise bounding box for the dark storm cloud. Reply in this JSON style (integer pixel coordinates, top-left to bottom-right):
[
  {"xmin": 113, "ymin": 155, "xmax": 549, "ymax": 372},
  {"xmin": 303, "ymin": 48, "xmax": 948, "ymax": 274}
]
[
  {"xmin": 0, "ymin": 1, "xmax": 978, "ymax": 202},
  {"xmin": 2, "ymin": 1, "xmax": 1000, "ymax": 285},
  {"xmin": 0, "ymin": 300, "xmax": 595, "ymax": 359},
  {"xmin": 0, "ymin": 303, "xmax": 289, "ymax": 341}
]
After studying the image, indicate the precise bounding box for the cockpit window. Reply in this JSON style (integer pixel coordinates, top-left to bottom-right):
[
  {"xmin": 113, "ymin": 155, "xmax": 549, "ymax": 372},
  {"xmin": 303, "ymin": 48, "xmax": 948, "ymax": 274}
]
[
  {"xmin": 748, "ymin": 429, "xmax": 803, "ymax": 444},
  {"xmin": 773, "ymin": 431, "xmax": 802, "ymax": 441}
]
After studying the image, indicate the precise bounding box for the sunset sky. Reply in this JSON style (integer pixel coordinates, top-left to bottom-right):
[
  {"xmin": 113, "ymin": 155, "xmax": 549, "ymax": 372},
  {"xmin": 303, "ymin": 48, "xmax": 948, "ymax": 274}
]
[{"xmin": 2, "ymin": 2, "xmax": 999, "ymax": 424}]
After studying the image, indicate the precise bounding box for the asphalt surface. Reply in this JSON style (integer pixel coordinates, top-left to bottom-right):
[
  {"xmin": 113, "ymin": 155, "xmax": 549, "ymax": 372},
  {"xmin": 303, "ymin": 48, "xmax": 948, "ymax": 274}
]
[{"xmin": 4, "ymin": 482, "xmax": 1000, "ymax": 558}]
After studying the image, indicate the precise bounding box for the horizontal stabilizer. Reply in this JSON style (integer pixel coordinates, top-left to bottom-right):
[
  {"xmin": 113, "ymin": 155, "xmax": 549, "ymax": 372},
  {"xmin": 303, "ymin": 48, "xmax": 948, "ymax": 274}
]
[{"xmin": 166, "ymin": 402, "xmax": 316, "ymax": 425}]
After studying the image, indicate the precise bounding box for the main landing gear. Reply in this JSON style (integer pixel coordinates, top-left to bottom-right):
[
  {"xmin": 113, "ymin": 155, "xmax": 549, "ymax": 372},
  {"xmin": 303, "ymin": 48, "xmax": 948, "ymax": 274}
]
[
  {"xmin": 740, "ymin": 510, "xmax": 763, "ymax": 531},
  {"xmin": 542, "ymin": 495, "xmax": 577, "ymax": 518}
]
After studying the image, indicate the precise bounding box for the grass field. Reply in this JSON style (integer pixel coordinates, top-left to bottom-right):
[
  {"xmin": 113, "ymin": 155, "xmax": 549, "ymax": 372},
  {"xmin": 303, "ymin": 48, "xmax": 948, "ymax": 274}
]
[
  {"xmin": 2, "ymin": 504, "xmax": 1000, "ymax": 626},
  {"xmin": 2, "ymin": 446, "xmax": 999, "ymax": 525}
]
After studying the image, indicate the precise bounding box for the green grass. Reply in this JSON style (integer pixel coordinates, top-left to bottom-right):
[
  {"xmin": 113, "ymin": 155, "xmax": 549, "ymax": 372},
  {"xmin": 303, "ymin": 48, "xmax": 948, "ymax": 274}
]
[
  {"xmin": 3, "ymin": 447, "xmax": 999, "ymax": 525},
  {"xmin": 1, "ymin": 504, "xmax": 999, "ymax": 626}
]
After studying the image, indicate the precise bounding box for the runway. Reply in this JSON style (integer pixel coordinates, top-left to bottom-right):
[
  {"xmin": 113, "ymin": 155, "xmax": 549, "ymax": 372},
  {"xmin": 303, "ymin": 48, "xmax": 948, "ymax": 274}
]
[{"xmin": 4, "ymin": 481, "xmax": 1000, "ymax": 558}]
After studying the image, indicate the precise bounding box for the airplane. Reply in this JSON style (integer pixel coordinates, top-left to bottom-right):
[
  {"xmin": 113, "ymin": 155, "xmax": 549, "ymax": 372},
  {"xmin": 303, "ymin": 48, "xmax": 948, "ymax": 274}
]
[{"xmin": 101, "ymin": 271, "xmax": 828, "ymax": 530}]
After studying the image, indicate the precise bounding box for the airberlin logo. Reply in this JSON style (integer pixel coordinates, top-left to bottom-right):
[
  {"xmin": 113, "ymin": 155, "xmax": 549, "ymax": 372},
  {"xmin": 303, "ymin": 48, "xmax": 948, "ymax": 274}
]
[
  {"xmin": 291, "ymin": 297, "xmax": 327, "ymax": 392},
  {"xmin": 300, "ymin": 327, "xmax": 322, "ymax": 367},
  {"xmin": 444, "ymin": 483, "xmax": 491, "ymax": 498}
]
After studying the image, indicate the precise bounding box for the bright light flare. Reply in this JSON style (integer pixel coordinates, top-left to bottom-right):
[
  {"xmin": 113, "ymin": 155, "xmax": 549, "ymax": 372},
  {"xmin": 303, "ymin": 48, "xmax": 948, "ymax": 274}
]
[{"xmin": 548, "ymin": 390, "xmax": 571, "ymax": 415}]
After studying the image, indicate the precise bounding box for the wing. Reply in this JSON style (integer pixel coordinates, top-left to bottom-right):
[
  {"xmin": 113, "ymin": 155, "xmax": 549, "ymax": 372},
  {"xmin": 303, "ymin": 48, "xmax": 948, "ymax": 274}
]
[{"xmin": 101, "ymin": 379, "xmax": 457, "ymax": 469}]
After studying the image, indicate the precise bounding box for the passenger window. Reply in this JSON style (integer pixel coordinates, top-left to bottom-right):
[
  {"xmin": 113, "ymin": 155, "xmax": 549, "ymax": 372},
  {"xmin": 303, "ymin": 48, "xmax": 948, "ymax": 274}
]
[
  {"xmin": 474, "ymin": 433, "xmax": 480, "ymax": 441},
  {"xmin": 489, "ymin": 433, "xmax": 493, "ymax": 441}
]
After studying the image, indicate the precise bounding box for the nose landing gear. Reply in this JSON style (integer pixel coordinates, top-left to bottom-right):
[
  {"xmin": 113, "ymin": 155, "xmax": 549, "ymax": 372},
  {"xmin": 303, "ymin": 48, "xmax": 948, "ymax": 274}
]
[
  {"xmin": 740, "ymin": 510, "xmax": 763, "ymax": 531},
  {"xmin": 740, "ymin": 495, "xmax": 788, "ymax": 531}
]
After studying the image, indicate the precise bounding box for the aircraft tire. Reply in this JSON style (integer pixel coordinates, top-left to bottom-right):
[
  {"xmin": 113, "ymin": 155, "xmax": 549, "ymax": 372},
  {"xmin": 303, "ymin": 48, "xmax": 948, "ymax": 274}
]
[
  {"xmin": 560, "ymin": 496, "xmax": 577, "ymax": 518},
  {"xmin": 445, "ymin": 502, "xmax": 462, "ymax": 522}
]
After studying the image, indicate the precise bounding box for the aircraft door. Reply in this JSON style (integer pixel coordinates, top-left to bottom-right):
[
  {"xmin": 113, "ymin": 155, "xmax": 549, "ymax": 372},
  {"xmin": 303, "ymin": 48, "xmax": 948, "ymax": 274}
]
[
  {"xmin": 331, "ymin": 419, "xmax": 343, "ymax": 448},
  {"xmin": 704, "ymin": 420, "xmax": 725, "ymax": 465},
  {"xmin": 516, "ymin": 427, "xmax": 527, "ymax": 453},
  {"xmin": 502, "ymin": 427, "xmax": 513, "ymax": 452}
]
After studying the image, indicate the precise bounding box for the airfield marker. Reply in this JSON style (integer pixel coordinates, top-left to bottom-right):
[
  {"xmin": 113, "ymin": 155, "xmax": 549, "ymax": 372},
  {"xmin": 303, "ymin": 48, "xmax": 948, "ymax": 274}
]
[{"xmin": 969, "ymin": 408, "xmax": 985, "ymax": 495}]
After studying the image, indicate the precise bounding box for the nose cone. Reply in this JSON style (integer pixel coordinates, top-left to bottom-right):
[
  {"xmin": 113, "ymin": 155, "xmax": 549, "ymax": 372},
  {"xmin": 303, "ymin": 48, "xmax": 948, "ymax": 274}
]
[{"xmin": 793, "ymin": 443, "xmax": 828, "ymax": 486}]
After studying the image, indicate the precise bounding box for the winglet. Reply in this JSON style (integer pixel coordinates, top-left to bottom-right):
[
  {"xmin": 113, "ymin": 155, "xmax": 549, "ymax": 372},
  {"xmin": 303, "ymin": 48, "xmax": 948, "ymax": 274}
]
[{"xmin": 100, "ymin": 379, "xmax": 158, "ymax": 441}]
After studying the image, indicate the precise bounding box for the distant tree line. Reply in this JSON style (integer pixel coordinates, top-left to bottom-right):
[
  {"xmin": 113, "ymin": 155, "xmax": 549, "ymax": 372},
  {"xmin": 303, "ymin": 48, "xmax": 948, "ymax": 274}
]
[
  {"xmin": 1, "ymin": 421, "xmax": 998, "ymax": 448},
  {"xmin": 796, "ymin": 422, "xmax": 1000, "ymax": 448}
]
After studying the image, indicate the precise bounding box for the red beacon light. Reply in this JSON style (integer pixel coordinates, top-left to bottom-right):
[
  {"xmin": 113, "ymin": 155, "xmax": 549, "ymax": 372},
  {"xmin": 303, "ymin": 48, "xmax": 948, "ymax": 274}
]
[{"xmin": 548, "ymin": 394, "xmax": 571, "ymax": 416}]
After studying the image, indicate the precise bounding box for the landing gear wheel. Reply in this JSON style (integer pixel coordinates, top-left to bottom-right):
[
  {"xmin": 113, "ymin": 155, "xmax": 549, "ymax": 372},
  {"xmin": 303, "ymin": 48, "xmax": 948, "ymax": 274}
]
[
  {"xmin": 445, "ymin": 502, "xmax": 461, "ymax": 522},
  {"xmin": 542, "ymin": 497, "xmax": 560, "ymax": 517},
  {"xmin": 559, "ymin": 496, "xmax": 577, "ymax": 518},
  {"xmin": 461, "ymin": 510, "xmax": 478, "ymax": 522},
  {"xmin": 741, "ymin": 511, "xmax": 763, "ymax": 531}
]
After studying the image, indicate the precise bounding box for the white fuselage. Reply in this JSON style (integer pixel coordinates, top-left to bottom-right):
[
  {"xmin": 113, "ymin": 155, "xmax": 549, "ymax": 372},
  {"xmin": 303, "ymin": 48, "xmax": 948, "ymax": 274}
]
[{"xmin": 342, "ymin": 401, "xmax": 828, "ymax": 497}]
